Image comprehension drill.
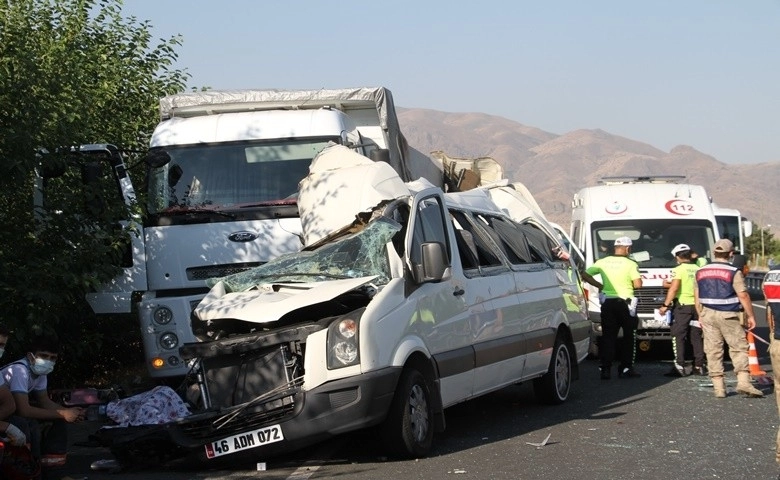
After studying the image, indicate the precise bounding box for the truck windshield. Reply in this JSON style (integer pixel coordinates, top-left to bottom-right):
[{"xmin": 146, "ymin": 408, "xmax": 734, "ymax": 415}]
[
  {"xmin": 591, "ymin": 219, "xmax": 715, "ymax": 268},
  {"xmin": 146, "ymin": 138, "xmax": 337, "ymax": 214},
  {"xmin": 207, "ymin": 218, "xmax": 401, "ymax": 291}
]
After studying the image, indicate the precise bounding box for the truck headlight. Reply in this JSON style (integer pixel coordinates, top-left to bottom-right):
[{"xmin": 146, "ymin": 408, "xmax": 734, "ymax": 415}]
[
  {"xmin": 153, "ymin": 306, "xmax": 173, "ymax": 325},
  {"xmin": 159, "ymin": 332, "xmax": 179, "ymax": 350},
  {"xmin": 327, "ymin": 312, "xmax": 362, "ymax": 369}
]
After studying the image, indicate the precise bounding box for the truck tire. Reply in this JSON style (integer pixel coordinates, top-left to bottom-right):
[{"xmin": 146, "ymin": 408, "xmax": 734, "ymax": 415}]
[
  {"xmin": 380, "ymin": 368, "xmax": 434, "ymax": 458},
  {"xmin": 533, "ymin": 337, "xmax": 572, "ymax": 405}
]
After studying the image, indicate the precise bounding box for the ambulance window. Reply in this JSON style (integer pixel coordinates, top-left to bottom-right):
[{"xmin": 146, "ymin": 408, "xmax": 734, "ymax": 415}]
[{"xmin": 571, "ymin": 221, "xmax": 582, "ymax": 250}]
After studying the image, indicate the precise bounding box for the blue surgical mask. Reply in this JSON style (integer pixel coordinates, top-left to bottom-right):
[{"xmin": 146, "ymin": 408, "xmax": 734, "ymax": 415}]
[{"xmin": 30, "ymin": 357, "xmax": 55, "ymax": 376}]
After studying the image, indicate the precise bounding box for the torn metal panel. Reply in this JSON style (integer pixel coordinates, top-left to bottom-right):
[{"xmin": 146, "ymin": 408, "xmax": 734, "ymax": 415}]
[{"xmin": 298, "ymin": 143, "xmax": 409, "ymax": 248}]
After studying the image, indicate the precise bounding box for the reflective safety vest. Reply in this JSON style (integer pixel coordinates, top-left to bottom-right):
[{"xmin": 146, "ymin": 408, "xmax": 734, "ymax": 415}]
[
  {"xmin": 763, "ymin": 269, "xmax": 780, "ymax": 338},
  {"xmin": 696, "ymin": 262, "xmax": 740, "ymax": 312}
]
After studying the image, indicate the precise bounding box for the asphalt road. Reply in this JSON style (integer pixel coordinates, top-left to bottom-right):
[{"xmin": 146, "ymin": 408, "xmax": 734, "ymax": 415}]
[{"xmin": 59, "ymin": 301, "xmax": 780, "ymax": 480}]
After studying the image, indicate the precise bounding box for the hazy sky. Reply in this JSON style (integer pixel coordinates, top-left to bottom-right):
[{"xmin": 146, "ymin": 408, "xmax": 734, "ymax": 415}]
[{"xmin": 123, "ymin": 0, "xmax": 779, "ymax": 165}]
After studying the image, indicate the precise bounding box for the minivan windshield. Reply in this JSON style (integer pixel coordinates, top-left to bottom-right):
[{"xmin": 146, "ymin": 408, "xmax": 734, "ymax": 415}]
[
  {"xmin": 591, "ymin": 219, "xmax": 715, "ymax": 268},
  {"xmin": 207, "ymin": 218, "xmax": 401, "ymax": 292},
  {"xmin": 147, "ymin": 138, "xmax": 336, "ymax": 214}
]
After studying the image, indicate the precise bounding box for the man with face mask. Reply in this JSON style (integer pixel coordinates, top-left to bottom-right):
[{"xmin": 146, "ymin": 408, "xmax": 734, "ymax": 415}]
[
  {"xmin": 0, "ymin": 334, "xmax": 85, "ymax": 476},
  {"xmin": 0, "ymin": 323, "xmax": 28, "ymax": 447}
]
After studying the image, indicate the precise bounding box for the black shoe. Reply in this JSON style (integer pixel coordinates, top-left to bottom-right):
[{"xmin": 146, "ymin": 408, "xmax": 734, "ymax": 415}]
[
  {"xmin": 690, "ymin": 366, "xmax": 707, "ymax": 376},
  {"xmin": 618, "ymin": 367, "xmax": 641, "ymax": 378},
  {"xmin": 600, "ymin": 367, "xmax": 611, "ymax": 380},
  {"xmin": 663, "ymin": 365, "xmax": 687, "ymax": 377}
]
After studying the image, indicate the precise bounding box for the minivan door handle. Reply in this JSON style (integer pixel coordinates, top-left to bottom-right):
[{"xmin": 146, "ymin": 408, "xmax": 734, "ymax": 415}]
[{"xmin": 453, "ymin": 288, "xmax": 465, "ymax": 296}]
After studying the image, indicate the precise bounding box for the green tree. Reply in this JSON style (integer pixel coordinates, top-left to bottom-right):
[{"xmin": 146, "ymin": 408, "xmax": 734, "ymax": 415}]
[
  {"xmin": 745, "ymin": 222, "xmax": 779, "ymax": 263},
  {"xmin": 0, "ymin": 0, "xmax": 188, "ymax": 386}
]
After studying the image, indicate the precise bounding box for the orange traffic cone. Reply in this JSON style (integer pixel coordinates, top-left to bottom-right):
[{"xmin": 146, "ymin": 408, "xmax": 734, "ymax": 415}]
[{"xmin": 746, "ymin": 330, "xmax": 766, "ymax": 377}]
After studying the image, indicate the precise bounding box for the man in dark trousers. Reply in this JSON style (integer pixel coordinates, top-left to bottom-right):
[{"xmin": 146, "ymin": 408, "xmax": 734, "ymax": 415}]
[
  {"xmin": 660, "ymin": 243, "xmax": 705, "ymax": 377},
  {"xmin": 695, "ymin": 238, "xmax": 763, "ymax": 398},
  {"xmin": 581, "ymin": 236, "xmax": 643, "ymax": 379}
]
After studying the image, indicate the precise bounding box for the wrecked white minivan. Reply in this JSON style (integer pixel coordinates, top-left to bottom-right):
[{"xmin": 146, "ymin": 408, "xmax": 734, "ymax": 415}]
[{"xmin": 115, "ymin": 144, "xmax": 589, "ymax": 464}]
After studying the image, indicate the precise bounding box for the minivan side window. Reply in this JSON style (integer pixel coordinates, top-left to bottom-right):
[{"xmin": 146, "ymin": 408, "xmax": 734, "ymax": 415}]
[
  {"xmin": 410, "ymin": 196, "xmax": 450, "ymax": 267},
  {"xmin": 448, "ymin": 209, "xmax": 502, "ymax": 268},
  {"xmin": 521, "ymin": 224, "xmax": 555, "ymax": 262},
  {"xmin": 472, "ymin": 213, "xmax": 533, "ymax": 264}
]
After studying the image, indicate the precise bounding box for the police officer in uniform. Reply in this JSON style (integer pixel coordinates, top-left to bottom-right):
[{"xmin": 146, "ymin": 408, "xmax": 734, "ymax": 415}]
[
  {"xmin": 763, "ymin": 264, "xmax": 780, "ymax": 463},
  {"xmin": 660, "ymin": 243, "xmax": 704, "ymax": 377},
  {"xmin": 581, "ymin": 236, "xmax": 643, "ymax": 379},
  {"xmin": 695, "ymin": 238, "xmax": 763, "ymax": 398}
]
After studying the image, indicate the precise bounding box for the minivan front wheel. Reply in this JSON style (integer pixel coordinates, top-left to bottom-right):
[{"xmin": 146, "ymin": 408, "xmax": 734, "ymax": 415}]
[
  {"xmin": 380, "ymin": 368, "xmax": 434, "ymax": 458},
  {"xmin": 533, "ymin": 337, "xmax": 572, "ymax": 404}
]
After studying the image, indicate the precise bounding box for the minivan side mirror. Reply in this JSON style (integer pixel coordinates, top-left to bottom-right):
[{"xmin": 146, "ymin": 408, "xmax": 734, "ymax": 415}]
[{"xmin": 414, "ymin": 241, "xmax": 448, "ymax": 283}]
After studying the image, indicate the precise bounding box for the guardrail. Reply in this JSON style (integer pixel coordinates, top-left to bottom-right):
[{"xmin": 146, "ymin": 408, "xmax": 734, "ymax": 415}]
[{"xmin": 746, "ymin": 270, "xmax": 767, "ymax": 300}]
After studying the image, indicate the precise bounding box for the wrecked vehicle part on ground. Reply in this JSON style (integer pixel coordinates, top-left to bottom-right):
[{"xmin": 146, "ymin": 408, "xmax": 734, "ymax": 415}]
[{"xmin": 101, "ymin": 145, "xmax": 589, "ymax": 467}]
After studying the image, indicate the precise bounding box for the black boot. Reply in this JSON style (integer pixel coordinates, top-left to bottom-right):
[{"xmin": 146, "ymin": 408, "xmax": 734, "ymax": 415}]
[{"xmin": 618, "ymin": 366, "xmax": 641, "ymax": 378}]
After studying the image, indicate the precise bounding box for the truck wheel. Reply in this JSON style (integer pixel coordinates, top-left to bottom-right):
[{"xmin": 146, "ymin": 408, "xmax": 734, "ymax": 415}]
[
  {"xmin": 380, "ymin": 368, "xmax": 434, "ymax": 458},
  {"xmin": 533, "ymin": 337, "xmax": 572, "ymax": 405}
]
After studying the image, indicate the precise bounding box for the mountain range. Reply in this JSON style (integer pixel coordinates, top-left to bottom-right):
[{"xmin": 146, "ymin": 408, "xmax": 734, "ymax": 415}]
[{"xmin": 397, "ymin": 108, "xmax": 779, "ymax": 237}]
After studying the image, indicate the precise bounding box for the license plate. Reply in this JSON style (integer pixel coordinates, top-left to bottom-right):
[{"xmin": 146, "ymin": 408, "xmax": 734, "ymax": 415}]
[{"xmin": 204, "ymin": 424, "xmax": 284, "ymax": 459}]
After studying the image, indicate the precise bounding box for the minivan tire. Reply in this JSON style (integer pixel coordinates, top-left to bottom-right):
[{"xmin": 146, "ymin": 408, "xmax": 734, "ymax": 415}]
[
  {"xmin": 533, "ymin": 337, "xmax": 572, "ymax": 405},
  {"xmin": 380, "ymin": 368, "xmax": 434, "ymax": 458}
]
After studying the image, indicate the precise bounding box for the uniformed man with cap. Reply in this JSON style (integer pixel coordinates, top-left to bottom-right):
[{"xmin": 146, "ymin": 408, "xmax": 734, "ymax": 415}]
[
  {"xmin": 695, "ymin": 238, "xmax": 763, "ymax": 398},
  {"xmin": 581, "ymin": 236, "xmax": 643, "ymax": 379},
  {"xmin": 660, "ymin": 243, "xmax": 704, "ymax": 377}
]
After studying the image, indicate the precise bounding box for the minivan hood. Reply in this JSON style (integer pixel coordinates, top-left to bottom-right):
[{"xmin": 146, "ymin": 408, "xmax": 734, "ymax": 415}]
[{"xmin": 194, "ymin": 275, "xmax": 377, "ymax": 323}]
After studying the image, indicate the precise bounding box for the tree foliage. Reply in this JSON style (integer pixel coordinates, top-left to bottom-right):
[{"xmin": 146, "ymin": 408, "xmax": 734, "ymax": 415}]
[
  {"xmin": 0, "ymin": 0, "xmax": 188, "ymax": 386},
  {"xmin": 745, "ymin": 222, "xmax": 778, "ymax": 262}
]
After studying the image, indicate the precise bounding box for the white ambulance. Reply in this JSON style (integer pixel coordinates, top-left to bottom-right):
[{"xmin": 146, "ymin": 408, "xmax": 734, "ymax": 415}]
[{"xmin": 570, "ymin": 176, "xmax": 719, "ymax": 355}]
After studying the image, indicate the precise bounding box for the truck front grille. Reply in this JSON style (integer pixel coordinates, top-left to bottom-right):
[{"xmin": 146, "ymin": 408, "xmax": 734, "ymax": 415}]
[{"xmin": 186, "ymin": 262, "xmax": 262, "ymax": 281}]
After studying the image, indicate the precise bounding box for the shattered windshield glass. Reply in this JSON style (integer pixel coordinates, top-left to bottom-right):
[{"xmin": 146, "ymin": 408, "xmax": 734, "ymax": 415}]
[{"xmin": 208, "ymin": 218, "xmax": 401, "ymax": 292}]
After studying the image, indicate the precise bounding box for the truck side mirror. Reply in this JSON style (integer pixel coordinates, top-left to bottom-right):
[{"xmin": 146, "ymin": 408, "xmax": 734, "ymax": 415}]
[
  {"xmin": 145, "ymin": 150, "xmax": 172, "ymax": 169},
  {"xmin": 38, "ymin": 157, "xmax": 68, "ymax": 179},
  {"xmin": 168, "ymin": 164, "xmax": 183, "ymax": 188},
  {"xmin": 415, "ymin": 241, "xmax": 448, "ymax": 283},
  {"xmin": 81, "ymin": 162, "xmax": 105, "ymax": 215},
  {"xmin": 731, "ymin": 253, "xmax": 747, "ymax": 270}
]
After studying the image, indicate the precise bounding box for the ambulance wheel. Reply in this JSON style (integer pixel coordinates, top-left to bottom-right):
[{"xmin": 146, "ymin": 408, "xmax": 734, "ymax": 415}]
[
  {"xmin": 380, "ymin": 368, "xmax": 434, "ymax": 458},
  {"xmin": 533, "ymin": 337, "xmax": 572, "ymax": 405}
]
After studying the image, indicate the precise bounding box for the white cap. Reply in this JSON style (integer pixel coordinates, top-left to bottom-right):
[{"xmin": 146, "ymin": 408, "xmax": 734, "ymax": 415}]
[
  {"xmin": 614, "ymin": 236, "xmax": 633, "ymax": 246},
  {"xmin": 671, "ymin": 243, "xmax": 691, "ymax": 256}
]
